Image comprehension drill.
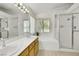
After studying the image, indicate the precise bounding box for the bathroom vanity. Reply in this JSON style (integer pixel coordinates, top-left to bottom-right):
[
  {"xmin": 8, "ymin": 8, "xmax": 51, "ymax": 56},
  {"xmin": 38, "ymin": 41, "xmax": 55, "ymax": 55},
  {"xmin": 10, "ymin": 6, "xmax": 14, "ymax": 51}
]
[
  {"xmin": 0, "ymin": 36, "xmax": 39, "ymax": 56},
  {"xmin": 18, "ymin": 37, "xmax": 39, "ymax": 56}
]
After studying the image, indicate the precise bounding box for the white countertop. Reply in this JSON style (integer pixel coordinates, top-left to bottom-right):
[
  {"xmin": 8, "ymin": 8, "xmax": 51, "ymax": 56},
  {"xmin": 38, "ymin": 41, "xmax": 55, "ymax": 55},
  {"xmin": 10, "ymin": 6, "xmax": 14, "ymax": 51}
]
[
  {"xmin": 0, "ymin": 36, "xmax": 37, "ymax": 56},
  {"xmin": 13, "ymin": 36, "xmax": 37, "ymax": 56}
]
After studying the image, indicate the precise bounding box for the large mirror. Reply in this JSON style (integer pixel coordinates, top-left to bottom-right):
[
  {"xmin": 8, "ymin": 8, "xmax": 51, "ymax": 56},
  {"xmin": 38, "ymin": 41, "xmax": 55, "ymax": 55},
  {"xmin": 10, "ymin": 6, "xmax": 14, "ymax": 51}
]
[
  {"xmin": 0, "ymin": 17, "xmax": 18, "ymax": 39},
  {"xmin": 0, "ymin": 18, "xmax": 8, "ymax": 39}
]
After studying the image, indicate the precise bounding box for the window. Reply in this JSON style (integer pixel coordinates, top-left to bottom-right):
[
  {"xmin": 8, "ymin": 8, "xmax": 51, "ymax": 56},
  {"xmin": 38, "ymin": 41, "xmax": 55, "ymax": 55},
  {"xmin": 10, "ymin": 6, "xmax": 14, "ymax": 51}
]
[
  {"xmin": 30, "ymin": 16, "xmax": 35, "ymax": 34},
  {"xmin": 43, "ymin": 20, "xmax": 50, "ymax": 32},
  {"xmin": 24, "ymin": 20, "xmax": 30, "ymax": 32},
  {"xmin": 39, "ymin": 19, "xmax": 50, "ymax": 32},
  {"xmin": 24, "ymin": 16, "xmax": 35, "ymax": 34}
]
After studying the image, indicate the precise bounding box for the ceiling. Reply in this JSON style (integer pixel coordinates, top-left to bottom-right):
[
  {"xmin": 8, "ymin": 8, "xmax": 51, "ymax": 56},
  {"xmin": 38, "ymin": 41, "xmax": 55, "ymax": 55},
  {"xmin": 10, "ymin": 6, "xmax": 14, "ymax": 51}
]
[
  {"xmin": 0, "ymin": 3, "xmax": 74, "ymax": 18},
  {"xmin": 25, "ymin": 3, "xmax": 73, "ymax": 18},
  {"xmin": 0, "ymin": 3, "xmax": 26, "ymax": 15}
]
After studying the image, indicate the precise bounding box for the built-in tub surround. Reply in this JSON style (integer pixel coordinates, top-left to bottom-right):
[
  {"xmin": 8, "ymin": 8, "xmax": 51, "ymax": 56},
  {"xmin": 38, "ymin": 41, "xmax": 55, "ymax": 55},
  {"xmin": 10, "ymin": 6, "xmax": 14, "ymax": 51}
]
[
  {"xmin": 39, "ymin": 37, "xmax": 59, "ymax": 51},
  {"xmin": 0, "ymin": 36, "xmax": 38, "ymax": 56}
]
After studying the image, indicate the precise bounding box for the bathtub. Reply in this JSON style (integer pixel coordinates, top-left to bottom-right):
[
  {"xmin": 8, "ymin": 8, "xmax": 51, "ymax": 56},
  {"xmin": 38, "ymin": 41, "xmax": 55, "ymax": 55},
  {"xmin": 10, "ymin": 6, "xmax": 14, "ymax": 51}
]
[{"xmin": 39, "ymin": 38, "xmax": 59, "ymax": 51}]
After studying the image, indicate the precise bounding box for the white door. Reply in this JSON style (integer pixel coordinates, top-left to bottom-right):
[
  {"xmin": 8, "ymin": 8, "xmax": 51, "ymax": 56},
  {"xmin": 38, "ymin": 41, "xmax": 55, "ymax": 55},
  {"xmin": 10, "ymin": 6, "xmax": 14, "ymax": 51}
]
[
  {"xmin": 73, "ymin": 14, "xmax": 79, "ymax": 50},
  {"xmin": 59, "ymin": 14, "xmax": 72, "ymax": 49}
]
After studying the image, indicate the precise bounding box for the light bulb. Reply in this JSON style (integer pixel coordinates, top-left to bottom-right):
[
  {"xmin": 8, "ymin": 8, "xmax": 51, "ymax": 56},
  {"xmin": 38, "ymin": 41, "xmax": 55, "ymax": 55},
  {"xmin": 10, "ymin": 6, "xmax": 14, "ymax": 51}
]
[
  {"xmin": 25, "ymin": 8, "xmax": 29, "ymax": 13},
  {"xmin": 19, "ymin": 3, "xmax": 23, "ymax": 6},
  {"xmin": 23, "ymin": 6, "xmax": 25, "ymax": 9}
]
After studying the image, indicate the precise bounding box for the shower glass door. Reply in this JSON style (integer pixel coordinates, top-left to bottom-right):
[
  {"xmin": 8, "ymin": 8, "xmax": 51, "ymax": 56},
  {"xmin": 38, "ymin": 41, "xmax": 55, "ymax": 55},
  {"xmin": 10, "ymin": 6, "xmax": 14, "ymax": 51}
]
[{"xmin": 59, "ymin": 14, "xmax": 72, "ymax": 49}]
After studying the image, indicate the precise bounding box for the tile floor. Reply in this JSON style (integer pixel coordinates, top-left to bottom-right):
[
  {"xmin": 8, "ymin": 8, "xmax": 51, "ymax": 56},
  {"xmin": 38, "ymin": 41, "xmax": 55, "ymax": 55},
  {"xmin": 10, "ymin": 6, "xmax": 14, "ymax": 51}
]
[{"xmin": 38, "ymin": 50, "xmax": 79, "ymax": 56}]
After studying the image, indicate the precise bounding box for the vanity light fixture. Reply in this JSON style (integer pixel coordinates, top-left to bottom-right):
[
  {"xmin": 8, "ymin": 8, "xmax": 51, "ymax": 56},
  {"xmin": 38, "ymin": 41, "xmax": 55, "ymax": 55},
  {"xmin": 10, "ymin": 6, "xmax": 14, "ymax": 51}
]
[
  {"xmin": 22, "ymin": 6, "xmax": 27, "ymax": 13},
  {"xmin": 14, "ymin": 3, "xmax": 29, "ymax": 13}
]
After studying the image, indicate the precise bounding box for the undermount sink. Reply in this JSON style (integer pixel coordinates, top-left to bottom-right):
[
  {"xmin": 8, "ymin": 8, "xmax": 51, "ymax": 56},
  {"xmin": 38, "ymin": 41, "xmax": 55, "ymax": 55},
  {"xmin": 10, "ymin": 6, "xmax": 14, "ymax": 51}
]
[{"xmin": 0, "ymin": 45, "xmax": 18, "ymax": 56}]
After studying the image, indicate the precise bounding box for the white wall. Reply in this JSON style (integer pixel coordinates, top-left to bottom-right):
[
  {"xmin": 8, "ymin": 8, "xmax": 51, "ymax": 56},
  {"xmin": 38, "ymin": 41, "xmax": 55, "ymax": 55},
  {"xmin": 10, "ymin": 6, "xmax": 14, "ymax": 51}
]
[
  {"xmin": 71, "ymin": 7, "xmax": 79, "ymax": 13},
  {"xmin": 36, "ymin": 12, "xmax": 60, "ymax": 50}
]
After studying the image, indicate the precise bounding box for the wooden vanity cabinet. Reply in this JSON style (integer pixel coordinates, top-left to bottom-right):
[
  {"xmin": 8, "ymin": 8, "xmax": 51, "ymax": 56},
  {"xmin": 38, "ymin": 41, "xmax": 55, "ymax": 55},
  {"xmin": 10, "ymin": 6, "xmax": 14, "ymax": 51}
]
[{"xmin": 18, "ymin": 38, "xmax": 39, "ymax": 56}]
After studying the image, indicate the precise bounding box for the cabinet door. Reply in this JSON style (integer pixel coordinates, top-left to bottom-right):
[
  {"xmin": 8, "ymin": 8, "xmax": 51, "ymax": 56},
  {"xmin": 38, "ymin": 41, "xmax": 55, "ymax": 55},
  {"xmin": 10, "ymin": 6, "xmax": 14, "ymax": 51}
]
[
  {"xmin": 59, "ymin": 14, "xmax": 72, "ymax": 48},
  {"xmin": 29, "ymin": 47, "xmax": 35, "ymax": 56},
  {"xmin": 35, "ymin": 43, "xmax": 39, "ymax": 55}
]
